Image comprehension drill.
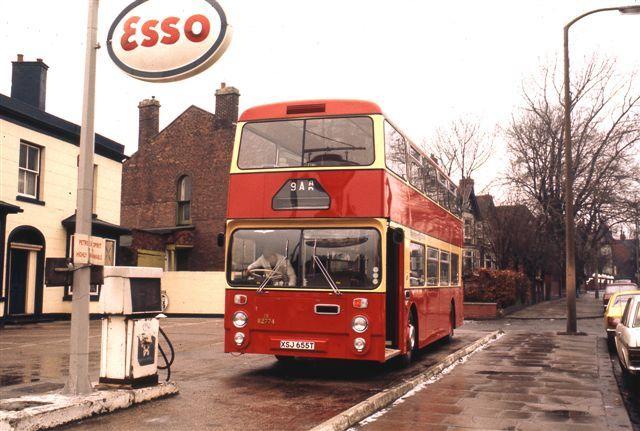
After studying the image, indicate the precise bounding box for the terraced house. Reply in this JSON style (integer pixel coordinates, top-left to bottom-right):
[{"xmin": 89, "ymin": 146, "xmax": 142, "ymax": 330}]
[{"xmin": 0, "ymin": 55, "xmax": 128, "ymax": 321}]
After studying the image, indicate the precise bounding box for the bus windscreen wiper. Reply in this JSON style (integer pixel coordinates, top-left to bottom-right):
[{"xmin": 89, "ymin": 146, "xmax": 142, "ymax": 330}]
[
  {"xmin": 256, "ymin": 241, "xmax": 289, "ymax": 294},
  {"xmin": 312, "ymin": 240, "xmax": 341, "ymax": 296}
]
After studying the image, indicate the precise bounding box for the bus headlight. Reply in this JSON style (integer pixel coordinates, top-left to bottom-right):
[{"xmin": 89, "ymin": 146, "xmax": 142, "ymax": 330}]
[
  {"xmin": 234, "ymin": 332, "xmax": 245, "ymax": 346},
  {"xmin": 233, "ymin": 311, "xmax": 248, "ymax": 328},
  {"xmin": 354, "ymin": 337, "xmax": 366, "ymax": 352},
  {"xmin": 352, "ymin": 316, "xmax": 368, "ymax": 333}
]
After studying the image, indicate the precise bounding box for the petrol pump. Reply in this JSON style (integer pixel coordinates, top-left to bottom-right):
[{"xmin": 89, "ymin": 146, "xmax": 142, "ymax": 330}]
[{"xmin": 98, "ymin": 266, "xmax": 170, "ymax": 388}]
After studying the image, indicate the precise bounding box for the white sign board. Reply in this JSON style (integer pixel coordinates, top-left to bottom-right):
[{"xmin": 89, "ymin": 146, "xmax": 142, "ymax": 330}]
[
  {"xmin": 73, "ymin": 234, "xmax": 106, "ymax": 266},
  {"xmin": 107, "ymin": 0, "xmax": 232, "ymax": 82}
]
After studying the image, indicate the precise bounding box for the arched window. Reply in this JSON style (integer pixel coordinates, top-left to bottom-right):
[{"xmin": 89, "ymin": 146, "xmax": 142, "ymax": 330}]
[{"xmin": 177, "ymin": 175, "xmax": 192, "ymax": 225}]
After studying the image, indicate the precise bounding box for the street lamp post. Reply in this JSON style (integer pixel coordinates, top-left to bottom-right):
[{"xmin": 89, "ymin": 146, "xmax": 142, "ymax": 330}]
[
  {"xmin": 563, "ymin": 5, "xmax": 640, "ymax": 335},
  {"xmin": 65, "ymin": 0, "xmax": 100, "ymax": 395}
]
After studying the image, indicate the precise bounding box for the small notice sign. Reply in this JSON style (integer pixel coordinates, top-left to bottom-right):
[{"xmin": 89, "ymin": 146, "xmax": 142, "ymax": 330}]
[{"xmin": 73, "ymin": 234, "xmax": 106, "ymax": 266}]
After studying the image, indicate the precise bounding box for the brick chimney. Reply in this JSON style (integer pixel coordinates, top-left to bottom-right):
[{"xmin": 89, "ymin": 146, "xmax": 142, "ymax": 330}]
[
  {"xmin": 214, "ymin": 82, "xmax": 240, "ymax": 128},
  {"xmin": 11, "ymin": 54, "xmax": 48, "ymax": 110},
  {"xmin": 138, "ymin": 97, "xmax": 160, "ymax": 149}
]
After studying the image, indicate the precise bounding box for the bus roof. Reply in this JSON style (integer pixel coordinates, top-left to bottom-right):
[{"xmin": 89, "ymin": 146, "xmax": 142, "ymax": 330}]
[{"xmin": 238, "ymin": 99, "xmax": 383, "ymax": 122}]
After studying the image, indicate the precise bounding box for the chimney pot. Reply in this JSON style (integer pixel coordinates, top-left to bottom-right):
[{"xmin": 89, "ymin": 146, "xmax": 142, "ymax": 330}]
[
  {"xmin": 17, "ymin": 54, "xmax": 24, "ymax": 62},
  {"xmin": 37, "ymin": 58, "xmax": 43, "ymax": 62}
]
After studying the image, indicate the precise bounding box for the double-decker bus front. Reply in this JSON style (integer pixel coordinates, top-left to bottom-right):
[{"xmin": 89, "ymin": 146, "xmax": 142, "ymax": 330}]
[{"xmin": 223, "ymin": 100, "xmax": 462, "ymax": 362}]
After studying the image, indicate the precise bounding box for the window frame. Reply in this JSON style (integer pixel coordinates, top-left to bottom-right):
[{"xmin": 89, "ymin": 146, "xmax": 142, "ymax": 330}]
[
  {"xmin": 426, "ymin": 246, "xmax": 439, "ymax": 286},
  {"xmin": 384, "ymin": 120, "xmax": 407, "ymax": 179},
  {"xmin": 238, "ymin": 116, "xmax": 376, "ymax": 170},
  {"xmin": 18, "ymin": 141, "xmax": 42, "ymax": 199},
  {"xmin": 409, "ymin": 242, "xmax": 426, "ymax": 287},
  {"xmin": 451, "ymin": 252, "xmax": 460, "ymax": 286},
  {"xmin": 176, "ymin": 175, "xmax": 192, "ymax": 226},
  {"xmin": 227, "ymin": 227, "xmax": 383, "ymax": 290},
  {"xmin": 439, "ymin": 250, "xmax": 450, "ymax": 286}
]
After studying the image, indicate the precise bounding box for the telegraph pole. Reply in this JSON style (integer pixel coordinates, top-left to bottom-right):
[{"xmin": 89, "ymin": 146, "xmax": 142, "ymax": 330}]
[{"xmin": 65, "ymin": 0, "xmax": 100, "ymax": 395}]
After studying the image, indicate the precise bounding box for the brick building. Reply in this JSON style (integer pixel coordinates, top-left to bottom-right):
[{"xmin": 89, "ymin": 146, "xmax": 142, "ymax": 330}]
[{"xmin": 120, "ymin": 83, "xmax": 240, "ymax": 271}]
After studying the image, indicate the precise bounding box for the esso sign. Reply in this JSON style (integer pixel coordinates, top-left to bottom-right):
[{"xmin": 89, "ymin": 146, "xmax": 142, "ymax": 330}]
[{"xmin": 107, "ymin": 0, "xmax": 231, "ymax": 82}]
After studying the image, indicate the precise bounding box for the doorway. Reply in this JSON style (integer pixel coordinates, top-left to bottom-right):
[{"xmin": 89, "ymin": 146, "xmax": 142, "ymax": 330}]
[
  {"xmin": 5, "ymin": 226, "xmax": 45, "ymax": 317},
  {"xmin": 8, "ymin": 249, "xmax": 29, "ymax": 315}
]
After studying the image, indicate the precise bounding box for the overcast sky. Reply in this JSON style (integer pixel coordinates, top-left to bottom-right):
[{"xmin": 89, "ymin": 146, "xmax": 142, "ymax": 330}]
[{"xmin": 1, "ymin": 0, "xmax": 639, "ymax": 195}]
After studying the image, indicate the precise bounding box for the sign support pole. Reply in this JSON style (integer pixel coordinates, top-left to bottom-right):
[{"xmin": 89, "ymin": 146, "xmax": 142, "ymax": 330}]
[{"xmin": 65, "ymin": 0, "xmax": 100, "ymax": 395}]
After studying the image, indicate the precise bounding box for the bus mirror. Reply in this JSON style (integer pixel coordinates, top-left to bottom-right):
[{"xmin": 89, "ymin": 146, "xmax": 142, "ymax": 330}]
[
  {"xmin": 217, "ymin": 233, "xmax": 225, "ymax": 248},
  {"xmin": 392, "ymin": 229, "xmax": 404, "ymax": 245}
]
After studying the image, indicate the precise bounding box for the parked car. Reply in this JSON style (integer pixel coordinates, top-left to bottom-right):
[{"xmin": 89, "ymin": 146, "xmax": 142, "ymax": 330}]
[
  {"xmin": 603, "ymin": 280, "xmax": 639, "ymax": 311},
  {"xmin": 605, "ymin": 291, "xmax": 640, "ymax": 347},
  {"xmin": 615, "ymin": 295, "xmax": 640, "ymax": 376}
]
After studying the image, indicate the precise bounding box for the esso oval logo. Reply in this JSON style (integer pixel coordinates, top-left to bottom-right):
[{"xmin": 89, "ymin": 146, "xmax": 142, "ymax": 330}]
[{"xmin": 107, "ymin": 0, "xmax": 231, "ymax": 82}]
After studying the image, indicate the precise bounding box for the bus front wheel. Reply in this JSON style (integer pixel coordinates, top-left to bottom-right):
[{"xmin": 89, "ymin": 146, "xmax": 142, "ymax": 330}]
[{"xmin": 400, "ymin": 312, "xmax": 418, "ymax": 366}]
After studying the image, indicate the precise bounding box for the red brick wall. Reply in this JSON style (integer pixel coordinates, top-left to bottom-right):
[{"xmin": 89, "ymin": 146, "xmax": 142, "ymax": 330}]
[
  {"xmin": 463, "ymin": 302, "xmax": 498, "ymax": 320},
  {"xmin": 121, "ymin": 106, "xmax": 235, "ymax": 271}
]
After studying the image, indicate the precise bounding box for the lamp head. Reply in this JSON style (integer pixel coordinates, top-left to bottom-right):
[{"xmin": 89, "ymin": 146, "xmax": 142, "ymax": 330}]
[{"xmin": 619, "ymin": 5, "xmax": 640, "ymax": 14}]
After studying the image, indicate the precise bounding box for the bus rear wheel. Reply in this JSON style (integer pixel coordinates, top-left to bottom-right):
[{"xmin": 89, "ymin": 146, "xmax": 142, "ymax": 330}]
[{"xmin": 446, "ymin": 304, "xmax": 455, "ymax": 342}]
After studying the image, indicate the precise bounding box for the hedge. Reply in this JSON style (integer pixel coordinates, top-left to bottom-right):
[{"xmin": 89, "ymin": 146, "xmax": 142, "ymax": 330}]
[{"xmin": 464, "ymin": 268, "xmax": 531, "ymax": 308}]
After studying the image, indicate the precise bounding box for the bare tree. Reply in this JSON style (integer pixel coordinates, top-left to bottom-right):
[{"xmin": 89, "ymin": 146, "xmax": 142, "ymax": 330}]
[
  {"xmin": 505, "ymin": 57, "xmax": 640, "ymax": 284},
  {"xmin": 432, "ymin": 118, "xmax": 493, "ymax": 180}
]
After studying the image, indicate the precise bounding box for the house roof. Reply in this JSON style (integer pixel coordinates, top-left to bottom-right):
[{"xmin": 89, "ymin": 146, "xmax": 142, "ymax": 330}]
[
  {"xmin": 0, "ymin": 93, "xmax": 127, "ymax": 163},
  {"xmin": 61, "ymin": 214, "xmax": 130, "ymax": 236},
  {"xmin": 476, "ymin": 195, "xmax": 496, "ymax": 220}
]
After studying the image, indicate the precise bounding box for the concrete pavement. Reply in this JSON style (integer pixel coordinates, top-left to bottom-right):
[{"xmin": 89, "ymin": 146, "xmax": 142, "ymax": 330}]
[{"xmin": 357, "ymin": 293, "xmax": 632, "ymax": 431}]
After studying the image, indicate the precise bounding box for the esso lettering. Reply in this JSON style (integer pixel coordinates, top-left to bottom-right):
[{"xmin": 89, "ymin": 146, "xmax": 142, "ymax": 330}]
[{"xmin": 121, "ymin": 15, "xmax": 211, "ymax": 51}]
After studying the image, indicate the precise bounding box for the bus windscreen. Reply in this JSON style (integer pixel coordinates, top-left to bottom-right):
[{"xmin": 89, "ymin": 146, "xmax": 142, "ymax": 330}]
[
  {"xmin": 228, "ymin": 228, "xmax": 381, "ymax": 290},
  {"xmin": 238, "ymin": 117, "xmax": 374, "ymax": 169}
]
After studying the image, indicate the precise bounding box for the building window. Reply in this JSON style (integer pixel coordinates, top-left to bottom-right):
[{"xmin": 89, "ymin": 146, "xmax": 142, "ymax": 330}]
[
  {"xmin": 18, "ymin": 142, "xmax": 41, "ymax": 198},
  {"xmin": 484, "ymin": 254, "xmax": 493, "ymax": 269},
  {"xmin": 427, "ymin": 247, "xmax": 439, "ymax": 286},
  {"xmin": 463, "ymin": 249, "xmax": 474, "ymax": 272},
  {"xmin": 177, "ymin": 175, "xmax": 192, "ymax": 225},
  {"xmin": 464, "ymin": 218, "xmax": 473, "ymax": 243},
  {"xmin": 92, "ymin": 164, "xmax": 98, "ymax": 213},
  {"xmin": 410, "ymin": 242, "xmax": 425, "ymax": 286}
]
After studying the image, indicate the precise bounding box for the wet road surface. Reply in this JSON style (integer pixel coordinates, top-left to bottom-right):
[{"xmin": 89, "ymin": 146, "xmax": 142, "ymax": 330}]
[{"xmin": 0, "ymin": 319, "xmax": 489, "ymax": 430}]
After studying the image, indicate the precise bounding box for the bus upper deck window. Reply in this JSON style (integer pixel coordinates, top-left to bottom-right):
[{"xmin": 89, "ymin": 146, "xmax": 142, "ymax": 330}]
[{"xmin": 238, "ymin": 117, "xmax": 374, "ymax": 170}]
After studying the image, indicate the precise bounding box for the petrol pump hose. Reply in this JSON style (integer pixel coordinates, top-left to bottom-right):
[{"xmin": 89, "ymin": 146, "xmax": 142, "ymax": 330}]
[{"xmin": 157, "ymin": 326, "xmax": 175, "ymax": 381}]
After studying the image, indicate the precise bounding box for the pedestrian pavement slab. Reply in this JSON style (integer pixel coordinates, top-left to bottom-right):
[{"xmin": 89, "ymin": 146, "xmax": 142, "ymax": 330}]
[
  {"xmin": 0, "ymin": 382, "xmax": 178, "ymax": 431},
  {"xmin": 357, "ymin": 330, "xmax": 631, "ymax": 430}
]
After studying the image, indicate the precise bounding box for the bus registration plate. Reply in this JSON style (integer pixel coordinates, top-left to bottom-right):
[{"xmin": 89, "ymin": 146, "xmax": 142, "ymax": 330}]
[{"xmin": 279, "ymin": 340, "xmax": 315, "ymax": 351}]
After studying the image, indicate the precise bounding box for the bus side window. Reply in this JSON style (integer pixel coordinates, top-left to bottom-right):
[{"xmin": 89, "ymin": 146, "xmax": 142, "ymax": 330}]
[
  {"xmin": 410, "ymin": 242, "xmax": 425, "ymax": 286},
  {"xmin": 426, "ymin": 247, "xmax": 439, "ymax": 286},
  {"xmin": 408, "ymin": 146, "xmax": 425, "ymax": 192},
  {"xmin": 423, "ymin": 160, "xmax": 438, "ymax": 202},
  {"xmin": 451, "ymin": 253, "xmax": 460, "ymax": 285},
  {"xmin": 440, "ymin": 251, "xmax": 450, "ymax": 286},
  {"xmin": 384, "ymin": 121, "xmax": 407, "ymax": 179}
]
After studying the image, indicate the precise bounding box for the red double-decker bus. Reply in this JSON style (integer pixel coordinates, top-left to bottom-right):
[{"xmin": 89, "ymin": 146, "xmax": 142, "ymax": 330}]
[{"xmin": 223, "ymin": 100, "xmax": 463, "ymax": 363}]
